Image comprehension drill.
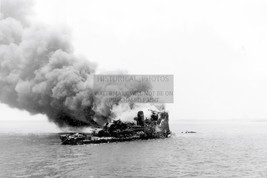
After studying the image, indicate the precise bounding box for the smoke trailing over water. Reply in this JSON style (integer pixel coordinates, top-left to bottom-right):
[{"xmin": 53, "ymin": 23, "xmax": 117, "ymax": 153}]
[{"xmin": 0, "ymin": 0, "xmax": 161, "ymax": 128}]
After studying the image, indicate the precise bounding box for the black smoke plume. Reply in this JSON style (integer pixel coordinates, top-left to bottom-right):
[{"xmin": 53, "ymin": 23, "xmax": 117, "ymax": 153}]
[{"xmin": 0, "ymin": 0, "xmax": 159, "ymax": 128}]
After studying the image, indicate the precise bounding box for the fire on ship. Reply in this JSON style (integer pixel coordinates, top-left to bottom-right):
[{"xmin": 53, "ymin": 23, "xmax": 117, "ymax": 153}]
[{"xmin": 59, "ymin": 109, "xmax": 171, "ymax": 145}]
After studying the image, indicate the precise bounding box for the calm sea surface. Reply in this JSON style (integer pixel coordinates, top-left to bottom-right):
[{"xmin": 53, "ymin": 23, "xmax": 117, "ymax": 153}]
[{"xmin": 1, "ymin": 121, "xmax": 267, "ymax": 177}]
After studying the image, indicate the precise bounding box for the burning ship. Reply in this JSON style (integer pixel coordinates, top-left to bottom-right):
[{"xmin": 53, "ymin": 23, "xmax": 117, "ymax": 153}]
[
  {"xmin": 0, "ymin": 0, "xmax": 172, "ymax": 145},
  {"xmin": 59, "ymin": 109, "xmax": 171, "ymax": 145}
]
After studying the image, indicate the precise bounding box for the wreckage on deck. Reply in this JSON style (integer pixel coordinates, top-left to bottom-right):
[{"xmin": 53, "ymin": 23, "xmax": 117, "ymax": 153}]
[{"xmin": 59, "ymin": 110, "xmax": 171, "ymax": 145}]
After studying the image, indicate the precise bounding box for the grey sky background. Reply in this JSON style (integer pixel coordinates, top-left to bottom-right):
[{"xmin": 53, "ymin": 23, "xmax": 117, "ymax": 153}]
[{"xmin": 1, "ymin": 0, "xmax": 267, "ymax": 130}]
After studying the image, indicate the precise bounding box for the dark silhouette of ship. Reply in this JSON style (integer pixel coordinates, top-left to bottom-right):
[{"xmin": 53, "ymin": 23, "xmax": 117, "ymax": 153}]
[{"xmin": 59, "ymin": 110, "xmax": 171, "ymax": 145}]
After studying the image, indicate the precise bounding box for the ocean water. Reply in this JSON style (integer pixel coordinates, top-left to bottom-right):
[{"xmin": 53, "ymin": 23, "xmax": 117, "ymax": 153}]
[{"xmin": 1, "ymin": 121, "xmax": 267, "ymax": 177}]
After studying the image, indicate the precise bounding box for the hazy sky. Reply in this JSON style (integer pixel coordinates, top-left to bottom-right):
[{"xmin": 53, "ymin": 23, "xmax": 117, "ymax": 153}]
[{"xmin": 1, "ymin": 0, "xmax": 267, "ymax": 129}]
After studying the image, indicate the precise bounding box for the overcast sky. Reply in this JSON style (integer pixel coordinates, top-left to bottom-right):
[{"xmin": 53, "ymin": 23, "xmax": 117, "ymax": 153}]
[{"xmin": 1, "ymin": 0, "xmax": 267, "ymax": 131}]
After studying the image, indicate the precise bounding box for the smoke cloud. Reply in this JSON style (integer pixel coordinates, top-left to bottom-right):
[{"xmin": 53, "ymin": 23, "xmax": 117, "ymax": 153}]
[{"xmin": 0, "ymin": 0, "xmax": 160, "ymax": 128}]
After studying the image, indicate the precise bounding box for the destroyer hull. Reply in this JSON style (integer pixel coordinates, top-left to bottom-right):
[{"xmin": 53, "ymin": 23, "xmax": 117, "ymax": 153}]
[
  {"xmin": 59, "ymin": 110, "xmax": 171, "ymax": 145},
  {"xmin": 60, "ymin": 133, "xmax": 171, "ymax": 145}
]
